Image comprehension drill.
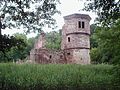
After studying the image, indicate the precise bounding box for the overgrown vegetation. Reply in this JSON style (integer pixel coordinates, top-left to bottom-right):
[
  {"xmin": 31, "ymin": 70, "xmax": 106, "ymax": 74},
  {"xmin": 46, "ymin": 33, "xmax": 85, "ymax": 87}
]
[
  {"xmin": 85, "ymin": 0, "xmax": 120, "ymax": 64},
  {"xmin": 90, "ymin": 20, "xmax": 120, "ymax": 64},
  {"xmin": 0, "ymin": 30, "xmax": 61, "ymax": 62},
  {"xmin": 0, "ymin": 63, "xmax": 119, "ymax": 90},
  {"xmin": 0, "ymin": 0, "xmax": 119, "ymax": 89},
  {"xmin": 45, "ymin": 30, "xmax": 61, "ymax": 50},
  {"xmin": 0, "ymin": 0, "xmax": 60, "ymax": 61},
  {"xmin": 84, "ymin": 0, "xmax": 120, "ymax": 87},
  {"xmin": 0, "ymin": 33, "xmax": 35, "ymax": 62}
]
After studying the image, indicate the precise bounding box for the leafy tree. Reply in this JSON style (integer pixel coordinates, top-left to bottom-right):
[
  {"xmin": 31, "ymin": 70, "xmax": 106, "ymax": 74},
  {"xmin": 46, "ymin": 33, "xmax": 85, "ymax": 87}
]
[
  {"xmin": 84, "ymin": 0, "xmax": 120, "ymax": 26},
  {"xmin": 90, "ymin": 24, "xmax": 100, "ymax": 63},
  {"xmin": 0, "ymin": 0, "xmax": 60, "ymax": 60},
  {"xmin": 45, "ymin": 30, "xmax": 61, "ymax": 50},
  {"xmin": 8, "ymin": 33, "xmax": 36, "ymax": 62},
  {"xmin": 90, "ymin": 24, "xmax": 98, "ymax": 48},
  {"xmin": 84, "ymin": 0, "xmax": 120, "ymax": 84},
  {"xmin": 27, "ymin": 37, "xmax": 36, "ymax": 53},
  {"xmin": 0, "ymin": 0, "xmax": 60, "ymax": 34},
  {"xmin": 0, "ymin": 33, "xmax": 36, "ymax": 62},
  {"xmin": 84, "ymin": 0, "xmax": 120, "ymax": 64},
  {"xmin": 0, "ymin": 34, "xmax": 26, "ymax": 53},
  {"xmin": 90, "ymin": 20, "xmax": 120, "ymax": 64},
  {"xmin": 0, "ymin": 33, "xmax": 27, "ymax": 62},
  {"xmin": 97, "ymin": 20, "xmax": 120, "ymax": 64}
]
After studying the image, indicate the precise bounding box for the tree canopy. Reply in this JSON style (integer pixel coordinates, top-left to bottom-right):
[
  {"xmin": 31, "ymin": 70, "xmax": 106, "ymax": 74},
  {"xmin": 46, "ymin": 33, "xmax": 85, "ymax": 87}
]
[
  {"xmin": 84, "ymin": 0, "xmax": 120, "ymax": 26},
  {"xmin": 0, "ymin": 0, "xmax": 60, "ymax": 34},
  {"xmin": 0, "ymin": 34, "xmax": 26, "ymax": 53},
  {"xmin": 0, "ymin": 0, "xmax": 60, "ymax": 55},
  {"xmin": 45, "ymin": 30, "xmax": 61, "ymax": 50},
  {"xmin": 0, "ymin": 33, "xmax": 35, "ymax": 62},
  {"xmin": 84, "ymin": 0, "xmax": 120, "ymax": 64}
]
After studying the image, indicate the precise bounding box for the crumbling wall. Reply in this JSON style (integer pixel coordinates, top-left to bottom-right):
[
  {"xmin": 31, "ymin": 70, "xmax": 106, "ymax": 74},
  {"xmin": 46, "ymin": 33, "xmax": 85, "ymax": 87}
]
[
  {"xmin": 29, "ymin": 14, "xmax": 91, "ymax": 64},
  {"xmin": 30, "ymin": 49, "xmax": 67, "ymax": 64},
  {"xmin": 34, "ymin": 32, "xmax": 46, "ymax": 49}
]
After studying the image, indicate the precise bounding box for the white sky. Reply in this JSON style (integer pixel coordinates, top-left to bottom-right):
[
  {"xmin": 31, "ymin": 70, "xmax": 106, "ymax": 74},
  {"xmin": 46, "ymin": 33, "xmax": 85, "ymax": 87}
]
[{"xmin": 2, "ymin": 0, "xmax": 97, "ymax": 38}]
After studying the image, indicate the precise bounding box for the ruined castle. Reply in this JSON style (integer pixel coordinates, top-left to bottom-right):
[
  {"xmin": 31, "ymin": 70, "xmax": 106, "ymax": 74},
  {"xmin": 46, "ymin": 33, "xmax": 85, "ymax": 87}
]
[{"xmin": 30, "ymin": 13, "xmax": 91, "ymax": 64}]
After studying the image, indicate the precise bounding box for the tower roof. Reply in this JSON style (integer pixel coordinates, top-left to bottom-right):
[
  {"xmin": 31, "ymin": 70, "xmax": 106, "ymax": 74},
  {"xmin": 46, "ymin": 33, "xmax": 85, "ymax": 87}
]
[{"xmin": 64, "ymin": 13, "xmax": 91, "ymax": 21}]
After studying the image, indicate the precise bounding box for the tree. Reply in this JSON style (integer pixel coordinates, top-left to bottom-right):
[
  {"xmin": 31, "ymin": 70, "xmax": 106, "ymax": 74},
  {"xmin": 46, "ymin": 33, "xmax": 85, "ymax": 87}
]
[
  {"xmin": 97, "ymin": 20, "xmax": 120, "ymax": 64},
  {"xmin": 0, "ymin": 33, "xmax": 27, "ymax": 62},
  {"xmin": 84, "ymin": 1, "xmax": 120, "ymax": 84},
  {"xmin": 84, "ymin": 0, "xmax": 120, "ymax": 26},
  {"xmin": 45, "ymin": 30, "xmax": 61, "ymax": 50},
  {"xmin": 0, "ymin": 0, "xmax": 60, "ymax": 34},
  {"xmin": 90, "ymin": 21, "xmax": 120, "ymax": 64},
  {"xmin": 0, "ymin": 33, "xmax": 36, "ymax": 62},
  {"xmin": 0, "ymin": 34, "xmax": 26, "ymax": 54},
  {"xmin": 84, "ymin": 0, "xmax": 120, "ymax": 64},
  {"xmin": 90, "ymin": 24, "xmax": 98, "ymax": 48},
  {"xmin": 0, "ymin": 0, "xmax": 60, "ymax": 58},
  {"xmin": 27, "ymin": 37, "xmax": 36, "ymax": 53}
]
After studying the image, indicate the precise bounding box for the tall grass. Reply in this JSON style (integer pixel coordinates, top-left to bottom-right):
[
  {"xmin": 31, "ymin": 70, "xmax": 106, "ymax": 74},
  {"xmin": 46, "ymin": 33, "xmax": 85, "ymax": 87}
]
[{"xmin": 0, "ymin": 63, "xmax": 117, "ymax": 90}]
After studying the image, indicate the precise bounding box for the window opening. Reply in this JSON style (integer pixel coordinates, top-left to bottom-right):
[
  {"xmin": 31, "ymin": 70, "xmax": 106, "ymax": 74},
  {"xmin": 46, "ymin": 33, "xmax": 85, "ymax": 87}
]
[
  {"xmin": 78, "ymin": 21, "xmax": 81, "ymax": 28},
  {"xmin": 67, "ymin": 52, "xmax": 70, "ymax": 55},
  {"xmin": 68, "ymin": 37, "xmax": 70, "ymax": 42},
  {"xmin": 78, "ymin": 21, "xmax": 85, "ymax": 29},
  {"xmin": 82, "ymin": 21, "xmax": 85, "ymax": 28},
  {"xmin": 49, "ymin": 55, "xmax": 52, "ymax": 59}
]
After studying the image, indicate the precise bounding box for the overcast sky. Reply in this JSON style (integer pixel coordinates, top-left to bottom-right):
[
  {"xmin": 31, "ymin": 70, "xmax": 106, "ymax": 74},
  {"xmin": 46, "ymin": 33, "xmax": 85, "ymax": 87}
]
[
  {"xmin": 2, "ymin": 0, "xmax": 97, "ymax": 38},
  {"xmin": 55, "ymin": 0, "xmax": 97, "ymax": 28}
]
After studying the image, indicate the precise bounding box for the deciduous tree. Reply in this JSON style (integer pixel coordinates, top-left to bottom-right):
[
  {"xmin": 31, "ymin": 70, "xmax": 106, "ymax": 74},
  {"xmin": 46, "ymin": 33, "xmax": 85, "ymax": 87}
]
[
  {"xmin": 84, "ymin": 0, "xmax": 120, "ymax": 64},
  {"xmin": 84, "ymin": 0, "xmax": 120, "ymax": 26},
  {"xmin": 0, "ymin": 0, "xmax": 60, "ymax": 34},
  {"xmin": 0, "ymin": 0, "xmax": 60, "ymax": 56}
]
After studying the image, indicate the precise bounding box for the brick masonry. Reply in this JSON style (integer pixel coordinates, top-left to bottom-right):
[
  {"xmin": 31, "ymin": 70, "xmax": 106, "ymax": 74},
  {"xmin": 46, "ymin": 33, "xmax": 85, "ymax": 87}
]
[{"xmin": 29, "ymin": 13, "xmax": 91, "ymax": 64}]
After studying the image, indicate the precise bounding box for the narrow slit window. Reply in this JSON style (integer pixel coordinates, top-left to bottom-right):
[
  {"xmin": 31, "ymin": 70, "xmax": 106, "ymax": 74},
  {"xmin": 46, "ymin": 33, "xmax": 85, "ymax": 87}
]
[
  {"xmin": 82, "ymin": 21, "xmax": 85, "ymax": 28},
  {"xmin": 68, "ymin": 37, "xmax": 70, "ymax": 42},
  {"xmin": 49, "ymin": 55, "xmax": 52, "ymax": 59},
  {"xmin": 78, "ymin": 21, "xmax": 81, "ymax": 28}
]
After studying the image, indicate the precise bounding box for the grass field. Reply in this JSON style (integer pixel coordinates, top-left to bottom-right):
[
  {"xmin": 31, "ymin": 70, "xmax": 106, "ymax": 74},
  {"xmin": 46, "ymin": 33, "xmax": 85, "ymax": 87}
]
[{"xmin": 0, "ymin": 63, "xmax": 118, "ymax": 90}]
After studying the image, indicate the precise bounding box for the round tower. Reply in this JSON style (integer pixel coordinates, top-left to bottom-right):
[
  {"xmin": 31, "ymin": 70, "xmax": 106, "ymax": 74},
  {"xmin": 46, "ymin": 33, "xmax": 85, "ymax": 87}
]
[{"xmin": 61, "ymin": 14, "xmax": 91, "ymax": 64}]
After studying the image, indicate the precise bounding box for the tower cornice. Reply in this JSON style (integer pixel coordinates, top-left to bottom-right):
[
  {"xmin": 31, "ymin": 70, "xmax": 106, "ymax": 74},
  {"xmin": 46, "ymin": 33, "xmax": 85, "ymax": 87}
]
[{"xmin": 64, "ymin": 13, "xmax": 91, "ymax": 21}]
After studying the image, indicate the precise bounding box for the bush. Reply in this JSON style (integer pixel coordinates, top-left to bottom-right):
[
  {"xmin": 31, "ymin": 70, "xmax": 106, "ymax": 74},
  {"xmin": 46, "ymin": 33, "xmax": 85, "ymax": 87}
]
[{"xmin": 0, "ymin": 63, "xmax": 118, "ymax": 90}]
